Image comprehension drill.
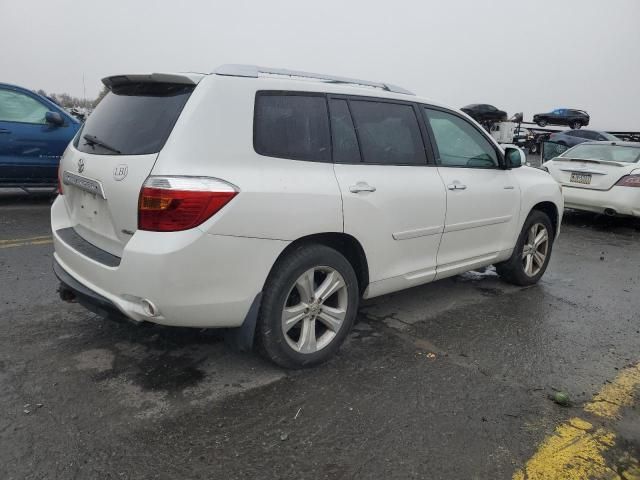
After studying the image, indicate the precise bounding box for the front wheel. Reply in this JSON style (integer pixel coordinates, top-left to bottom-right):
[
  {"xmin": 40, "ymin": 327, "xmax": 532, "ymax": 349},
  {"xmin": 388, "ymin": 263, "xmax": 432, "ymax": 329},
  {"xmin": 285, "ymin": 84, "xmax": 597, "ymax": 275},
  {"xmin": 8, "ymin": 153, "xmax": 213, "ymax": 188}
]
[
  {"xmin": 496, "ymin": 211, "xmax": 554, "ymax": 286},
  {"xmin": 570, "ymin": 121, "xmax": 582, "ymax": 129},
  {"xmin": 536, "ymin": 119, "xmax": 548, "ymax": 127},
  {"xmin": 256, "ymin": 244, "xmax": 359, "ymax": 369}
]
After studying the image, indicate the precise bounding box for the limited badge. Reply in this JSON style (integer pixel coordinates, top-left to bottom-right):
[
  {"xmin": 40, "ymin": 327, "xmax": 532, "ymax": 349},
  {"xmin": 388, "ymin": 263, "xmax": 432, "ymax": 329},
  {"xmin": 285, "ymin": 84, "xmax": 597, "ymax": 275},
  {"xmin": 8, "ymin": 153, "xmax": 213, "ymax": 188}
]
[{"xmin": 113, "ymin": 164, "xmax": 128, "ymax": 181}]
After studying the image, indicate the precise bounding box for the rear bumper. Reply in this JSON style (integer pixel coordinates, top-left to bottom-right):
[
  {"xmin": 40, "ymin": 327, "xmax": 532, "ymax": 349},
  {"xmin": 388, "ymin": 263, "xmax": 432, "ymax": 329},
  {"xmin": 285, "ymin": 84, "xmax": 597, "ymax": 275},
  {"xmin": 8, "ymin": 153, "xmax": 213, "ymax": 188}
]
[
  {"xmin": 51, "ymin": 197, "xmax": 288, "ymax": 327},
  {"xmin": 562, "ymin": 185, "xmax": 640, "ymax": 217},
  {"xmin": 54, "ymin": 258, "xmax": 125, "ymax": 319}
]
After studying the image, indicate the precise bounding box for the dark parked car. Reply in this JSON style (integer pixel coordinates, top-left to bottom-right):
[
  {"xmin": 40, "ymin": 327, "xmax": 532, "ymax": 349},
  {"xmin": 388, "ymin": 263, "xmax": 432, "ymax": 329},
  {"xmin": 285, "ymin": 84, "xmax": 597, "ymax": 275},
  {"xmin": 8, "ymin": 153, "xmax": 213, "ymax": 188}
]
[
  {"xmin": 548, "ymin": 129, "xmax": 619, "ymax": 147},
  {"xmin": 533, "ymin": 108, "xmax": 589, "ymax": 129},
  {"xmin": 460, "ymin": 104, "xmax": 507, "ymax": 123},
  {"xmin": 0, "ymin": 83, "xmax": 80, "ymax": 188}
]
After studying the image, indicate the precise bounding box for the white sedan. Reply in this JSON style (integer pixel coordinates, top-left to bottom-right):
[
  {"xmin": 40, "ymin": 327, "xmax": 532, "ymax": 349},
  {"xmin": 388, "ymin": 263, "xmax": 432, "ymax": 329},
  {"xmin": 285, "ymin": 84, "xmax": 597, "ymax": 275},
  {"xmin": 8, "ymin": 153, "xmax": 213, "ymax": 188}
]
[{"xmin": 543, "ymin": 141, "xmax": 640, "ymax": 217}]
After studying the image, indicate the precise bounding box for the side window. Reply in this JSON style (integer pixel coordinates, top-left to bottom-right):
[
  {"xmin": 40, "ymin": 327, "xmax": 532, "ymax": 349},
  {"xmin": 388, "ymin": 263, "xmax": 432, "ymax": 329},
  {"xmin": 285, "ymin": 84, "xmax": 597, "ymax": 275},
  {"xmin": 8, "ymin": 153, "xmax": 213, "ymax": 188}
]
[
  {"xmin": 254, "ymin": 93, "xmax": 330, "ymax": 162},
  {"xmin": 424, "ymin": 108, "xmax": 499, "ymax": 168},
  {"xmin": 0, "ymin": 89, "xmax": 50, "ymax": 124},
  {"xmin": 328, "ymin": 99, "xmax": 360, "ymax": 163},
  {"xmin": 580, "ymin": 131, "xmax": 595, "ymax": 139},
  {"xmin": 348, "ymin": 100, "xmax": 426, "ymax": 165}
]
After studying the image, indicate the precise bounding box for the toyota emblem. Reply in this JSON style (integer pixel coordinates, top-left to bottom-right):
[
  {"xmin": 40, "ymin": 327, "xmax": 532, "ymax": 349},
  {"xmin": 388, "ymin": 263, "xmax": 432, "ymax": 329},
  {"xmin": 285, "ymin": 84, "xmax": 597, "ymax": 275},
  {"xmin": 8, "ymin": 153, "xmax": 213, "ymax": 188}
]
[{"xmin": 78, "ymin": 158, "xmax": 85, "ymax": 174}]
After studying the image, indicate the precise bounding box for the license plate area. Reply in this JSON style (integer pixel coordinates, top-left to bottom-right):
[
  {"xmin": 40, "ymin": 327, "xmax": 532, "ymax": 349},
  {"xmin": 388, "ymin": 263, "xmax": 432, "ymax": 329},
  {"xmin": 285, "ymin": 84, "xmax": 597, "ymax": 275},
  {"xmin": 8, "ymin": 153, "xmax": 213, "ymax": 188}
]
[
  {"xmin": 78, "ymin": 190, "xmax": 104, "ymax": 221},
  {"xmin": 570, "ymin": 172, "xmax": 592, "ymax": 184}
]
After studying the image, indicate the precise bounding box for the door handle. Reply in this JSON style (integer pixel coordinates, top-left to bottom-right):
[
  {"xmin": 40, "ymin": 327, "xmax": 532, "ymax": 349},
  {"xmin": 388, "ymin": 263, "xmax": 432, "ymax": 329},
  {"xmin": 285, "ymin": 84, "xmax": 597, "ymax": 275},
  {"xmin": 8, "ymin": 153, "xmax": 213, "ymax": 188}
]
[
  {"xmin": 349, "ymin": 182, "xmax": 376, "ymax": 193},
  {"xmin": 447, "ymin": 184, "xmax": 467, "ymax": 191},
  {"xmin": 0, "ymin": 128, "xmax": 11, "ymax": 134}
]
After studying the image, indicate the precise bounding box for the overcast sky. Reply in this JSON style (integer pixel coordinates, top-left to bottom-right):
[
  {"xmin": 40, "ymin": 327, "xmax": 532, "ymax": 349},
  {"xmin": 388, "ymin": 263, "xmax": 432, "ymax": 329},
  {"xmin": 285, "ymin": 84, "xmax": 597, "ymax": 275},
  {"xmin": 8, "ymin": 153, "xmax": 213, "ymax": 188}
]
[{"xmin": 2, "ymin": 0, "xmax": 638, "ymax": 129}]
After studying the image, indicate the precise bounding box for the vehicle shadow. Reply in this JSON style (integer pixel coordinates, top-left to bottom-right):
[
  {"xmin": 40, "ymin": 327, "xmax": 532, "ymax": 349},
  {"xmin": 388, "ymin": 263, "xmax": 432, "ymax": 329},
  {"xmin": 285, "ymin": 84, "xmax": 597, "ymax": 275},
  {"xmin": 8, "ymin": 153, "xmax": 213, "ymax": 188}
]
[
  {"xmin": 561, "ymin": 209, "xmax": 640, "ymax": 234},
  {"xmin": 0, "ymin": 188, "xmax": 56, "ymax": 207}
]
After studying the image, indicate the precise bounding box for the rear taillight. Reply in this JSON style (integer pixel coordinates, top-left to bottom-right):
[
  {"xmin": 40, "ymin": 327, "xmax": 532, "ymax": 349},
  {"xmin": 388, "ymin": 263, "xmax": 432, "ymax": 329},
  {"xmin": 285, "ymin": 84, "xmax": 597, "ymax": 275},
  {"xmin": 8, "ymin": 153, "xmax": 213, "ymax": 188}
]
[
  {"xmin": 138, "ymin": 176, "xmax": 238, "ymax": 232},
  {"xmin": 615, "ymin": 175, "xmax": 640, "ymax": 188}
]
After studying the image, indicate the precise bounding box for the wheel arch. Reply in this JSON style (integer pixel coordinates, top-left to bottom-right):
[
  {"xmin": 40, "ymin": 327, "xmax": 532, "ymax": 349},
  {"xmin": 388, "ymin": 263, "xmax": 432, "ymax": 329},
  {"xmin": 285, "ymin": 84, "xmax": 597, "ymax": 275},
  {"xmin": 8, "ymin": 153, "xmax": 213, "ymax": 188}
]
[
  {"xmin": 266, "ymin": 232, "xmax": 369, "ymax": 296},
  {"xmin": 530, "ymin": 201, "xmax": 559, "ymax": 238}
]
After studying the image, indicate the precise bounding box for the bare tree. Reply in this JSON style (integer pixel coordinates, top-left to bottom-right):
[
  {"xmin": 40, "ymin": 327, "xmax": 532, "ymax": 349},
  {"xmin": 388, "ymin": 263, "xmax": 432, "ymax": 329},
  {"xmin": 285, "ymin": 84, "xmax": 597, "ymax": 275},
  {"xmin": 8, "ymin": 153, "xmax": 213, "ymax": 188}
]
[{"xmin": 93, "ymin": 86, "xmax": 109, "ymax": 107}]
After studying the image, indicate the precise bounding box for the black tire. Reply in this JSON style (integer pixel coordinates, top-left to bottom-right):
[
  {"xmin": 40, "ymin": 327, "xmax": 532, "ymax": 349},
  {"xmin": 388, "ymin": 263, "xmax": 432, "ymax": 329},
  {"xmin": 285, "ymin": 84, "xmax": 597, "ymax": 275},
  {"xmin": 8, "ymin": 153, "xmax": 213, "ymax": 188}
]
[
  {"xmin": 570, "ymin": 120, "xmax": 582, "ymax": 129},
  {"xmin": 528, "ymin": 143, "xmax": 538, "ymax": 154},
  {"xmin": 256, "ymin": 244, "xmax": 359, "ymax": 369},
  {"xmin": 496, "ymin": 210, "xmax": 555, "ymax": 286},
  {"xmin": 537, "ymin": 119, "xmax": 548, "ymax": 127}
]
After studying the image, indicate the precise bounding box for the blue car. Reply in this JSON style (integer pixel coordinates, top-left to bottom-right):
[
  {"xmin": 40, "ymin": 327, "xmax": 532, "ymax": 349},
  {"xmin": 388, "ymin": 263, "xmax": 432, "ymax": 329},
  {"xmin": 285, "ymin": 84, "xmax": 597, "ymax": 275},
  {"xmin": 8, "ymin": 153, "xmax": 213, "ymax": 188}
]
[{"xmin": 0, "ymin": 83, "xmax": 81, "ymax": 189}]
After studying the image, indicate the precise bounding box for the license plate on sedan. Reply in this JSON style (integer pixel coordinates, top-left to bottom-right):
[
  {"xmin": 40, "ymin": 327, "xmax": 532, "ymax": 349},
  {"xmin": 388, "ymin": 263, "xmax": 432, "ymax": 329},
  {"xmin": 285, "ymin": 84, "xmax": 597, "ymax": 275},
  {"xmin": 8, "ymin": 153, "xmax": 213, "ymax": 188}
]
[{"xmin": 570, "ymin": 172, "xmax": 592, "ymax": 184}]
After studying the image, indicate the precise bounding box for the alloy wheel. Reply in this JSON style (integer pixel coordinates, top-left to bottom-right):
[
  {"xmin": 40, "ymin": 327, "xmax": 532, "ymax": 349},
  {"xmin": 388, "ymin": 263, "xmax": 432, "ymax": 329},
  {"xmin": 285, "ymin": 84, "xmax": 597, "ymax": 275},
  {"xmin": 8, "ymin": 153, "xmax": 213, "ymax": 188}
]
[
  {"xmin": 281, "ymin": 266, "xmax": 349, "ymax": 354},
  {"xmin": 522, "ymin": 223, "xmax": 549, "ymax": 277}
]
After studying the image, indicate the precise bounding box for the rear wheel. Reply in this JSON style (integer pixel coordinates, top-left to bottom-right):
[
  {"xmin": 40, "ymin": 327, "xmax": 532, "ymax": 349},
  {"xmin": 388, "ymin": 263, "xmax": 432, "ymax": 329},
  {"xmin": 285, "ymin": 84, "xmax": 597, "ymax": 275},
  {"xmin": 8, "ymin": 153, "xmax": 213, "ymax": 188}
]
[
  {"xmin": 496, "ymin": 211, "xmax": 554, "ymax": 286},
  {"xmin": 570, "ymin": 120, "xmax": 582, "ymax": 129},
  {"xmin": 257, "ymin": 244, "xmax": 359, "ymax": 369},
  {"xmin": 537, "ymin": 119, "xmax": 548, "ymax": 127}
]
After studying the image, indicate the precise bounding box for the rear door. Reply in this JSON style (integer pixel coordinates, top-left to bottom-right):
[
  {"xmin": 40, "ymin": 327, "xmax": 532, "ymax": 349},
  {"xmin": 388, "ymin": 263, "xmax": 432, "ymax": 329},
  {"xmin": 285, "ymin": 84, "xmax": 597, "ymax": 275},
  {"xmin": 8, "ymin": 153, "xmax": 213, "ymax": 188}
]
[
  {"xmin": 59, "ymin": 79, "xmax": 195, "ymax": 256},
  {"xmin": 422, "ymin": 107, "xmax": 520, "ymax": 275},
  {"xmin": 331, "ymin": 97, "xmax": 446, "ymax": 293}
]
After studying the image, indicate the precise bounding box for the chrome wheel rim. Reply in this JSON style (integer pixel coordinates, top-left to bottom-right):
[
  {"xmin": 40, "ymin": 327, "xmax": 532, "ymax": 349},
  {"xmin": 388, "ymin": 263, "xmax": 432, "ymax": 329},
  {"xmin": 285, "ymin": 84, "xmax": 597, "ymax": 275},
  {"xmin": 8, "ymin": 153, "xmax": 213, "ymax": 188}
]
[
  {"xmin": 281, "ymin": 266, "xmax": 348, "ymax": 354},
  {"xmin": 522, "ymin": 223, "xmax": 549, "ymax": 277}
]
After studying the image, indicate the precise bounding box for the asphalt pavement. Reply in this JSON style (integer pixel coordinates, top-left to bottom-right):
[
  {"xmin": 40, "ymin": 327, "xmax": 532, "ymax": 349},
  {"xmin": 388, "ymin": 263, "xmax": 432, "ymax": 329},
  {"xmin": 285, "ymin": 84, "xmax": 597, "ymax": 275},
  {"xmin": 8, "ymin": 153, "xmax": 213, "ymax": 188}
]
[{"xmin": 1, "ymin": 190, "xmax": 639, "ymax": 479}]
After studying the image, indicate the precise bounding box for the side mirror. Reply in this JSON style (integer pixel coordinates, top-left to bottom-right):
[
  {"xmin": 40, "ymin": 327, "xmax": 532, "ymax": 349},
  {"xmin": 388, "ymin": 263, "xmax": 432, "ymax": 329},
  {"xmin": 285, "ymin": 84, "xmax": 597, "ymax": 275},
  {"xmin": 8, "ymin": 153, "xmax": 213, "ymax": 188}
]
[
  {"xmin": 504, "ymin": 146, "xmax": 525, "ymax": 168},
  {"xmin": 45, "ymin": 111, "xmax": 65, "ymax": 127}
]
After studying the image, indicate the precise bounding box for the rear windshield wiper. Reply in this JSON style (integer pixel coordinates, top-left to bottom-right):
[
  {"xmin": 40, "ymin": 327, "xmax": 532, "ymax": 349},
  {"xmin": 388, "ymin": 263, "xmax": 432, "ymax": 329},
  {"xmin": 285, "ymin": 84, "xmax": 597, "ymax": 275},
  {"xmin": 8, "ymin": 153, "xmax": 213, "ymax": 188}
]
[{"xmin": 82, "ymin": 134, "xmax": 122, "ymax": 154}]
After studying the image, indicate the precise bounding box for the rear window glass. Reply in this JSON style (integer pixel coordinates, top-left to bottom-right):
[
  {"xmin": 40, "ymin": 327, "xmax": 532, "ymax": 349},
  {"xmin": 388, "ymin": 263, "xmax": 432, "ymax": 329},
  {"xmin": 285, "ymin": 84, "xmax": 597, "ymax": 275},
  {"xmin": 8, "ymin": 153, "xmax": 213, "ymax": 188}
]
[
  {"xmin": 254, "ymin": 94, "xmax": 330, "ymax": 162},
  {"xmin": 562, "ymin": 144, "xmax": 640, "ymax": 163},
  {"xmin": 74, "ymin": 83, "xmax": 194, "ymax": 156},
  {"xmin": 349, "ymin": 100, "xmax": 426, "ymax": 165}
]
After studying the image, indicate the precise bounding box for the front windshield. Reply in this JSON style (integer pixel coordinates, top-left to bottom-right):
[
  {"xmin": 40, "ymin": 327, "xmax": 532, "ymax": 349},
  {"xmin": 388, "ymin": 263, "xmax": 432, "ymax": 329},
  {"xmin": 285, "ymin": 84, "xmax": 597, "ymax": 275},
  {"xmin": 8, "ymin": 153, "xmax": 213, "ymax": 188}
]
[
  {"xmin": 602, "ymin": 132, "xmax": 619, "ymax": 141},
  {"xmin": 561, "ymin": 144, "xmax": 640, "ymax": 163}
]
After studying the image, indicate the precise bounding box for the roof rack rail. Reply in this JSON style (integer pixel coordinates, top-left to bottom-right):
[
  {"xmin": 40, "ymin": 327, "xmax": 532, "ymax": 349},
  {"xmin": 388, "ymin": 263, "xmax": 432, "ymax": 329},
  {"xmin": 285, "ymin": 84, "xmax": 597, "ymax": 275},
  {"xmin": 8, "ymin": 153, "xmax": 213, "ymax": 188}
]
[{"xmin": 213, "ymin": 64, "xmax": 414, "ymax": 96}]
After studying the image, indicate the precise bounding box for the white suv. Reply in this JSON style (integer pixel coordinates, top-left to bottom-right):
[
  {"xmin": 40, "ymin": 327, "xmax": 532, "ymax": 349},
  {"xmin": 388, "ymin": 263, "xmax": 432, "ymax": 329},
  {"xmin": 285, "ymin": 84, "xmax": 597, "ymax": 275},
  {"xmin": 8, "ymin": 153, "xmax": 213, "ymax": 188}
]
[{"xmin": 52, "ymin": 65, "xmax": 563, "ymax": 368}]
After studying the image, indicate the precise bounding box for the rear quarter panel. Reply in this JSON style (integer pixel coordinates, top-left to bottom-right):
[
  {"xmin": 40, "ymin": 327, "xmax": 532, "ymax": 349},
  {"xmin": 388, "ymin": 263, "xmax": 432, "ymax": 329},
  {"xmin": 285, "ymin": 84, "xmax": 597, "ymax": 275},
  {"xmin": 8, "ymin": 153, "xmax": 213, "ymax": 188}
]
[{"xmin": 152, "ymin": 75, "xmax": 343, "ymax": 241}]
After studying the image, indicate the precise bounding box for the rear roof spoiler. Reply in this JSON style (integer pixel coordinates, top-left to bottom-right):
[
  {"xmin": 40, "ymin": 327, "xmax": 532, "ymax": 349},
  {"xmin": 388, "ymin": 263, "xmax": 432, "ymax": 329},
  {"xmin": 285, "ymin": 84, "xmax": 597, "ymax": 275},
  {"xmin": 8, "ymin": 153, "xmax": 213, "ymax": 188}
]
[{"xmin": 102, "ymin": 73, "xmax": 203, "ymax": 89}]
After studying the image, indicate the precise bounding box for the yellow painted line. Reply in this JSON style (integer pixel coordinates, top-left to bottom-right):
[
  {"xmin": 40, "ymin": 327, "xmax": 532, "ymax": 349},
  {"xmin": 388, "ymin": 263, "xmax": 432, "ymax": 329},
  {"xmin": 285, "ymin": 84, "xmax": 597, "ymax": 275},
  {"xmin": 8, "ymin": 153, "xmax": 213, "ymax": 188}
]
[
  {"xmin": 513, "ymin": 418, "xmax": 616, "ymax": 480},
  {"xmin": 584, "ymin": 363, "xmax": 640, "ymax": 420},
  {"xmin": 513, "ymin": 362, "xmax": 640, "ymax": 480},
  {"xmin": 0, "ymin": 235, "xmax": 52, "ymax": 245},
  {"xmin": 0, "ymin": 238, "xmax": 53, "ymax": 249}
]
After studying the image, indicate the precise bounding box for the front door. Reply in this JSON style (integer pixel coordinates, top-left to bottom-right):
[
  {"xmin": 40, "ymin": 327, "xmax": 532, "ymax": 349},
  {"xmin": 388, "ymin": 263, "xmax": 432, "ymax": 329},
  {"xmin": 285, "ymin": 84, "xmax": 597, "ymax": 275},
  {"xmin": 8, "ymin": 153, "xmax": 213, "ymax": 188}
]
[
  {"xmin": 0, "ymin": 87, "xmax": 73, "ymax": 184},
  {"xmin": 330, "ymin": 97, "xmax": 446, "ymax": 297},
  {"xmin": 423, "ymin": 107, "xmax": 520, "ymax": 277}
]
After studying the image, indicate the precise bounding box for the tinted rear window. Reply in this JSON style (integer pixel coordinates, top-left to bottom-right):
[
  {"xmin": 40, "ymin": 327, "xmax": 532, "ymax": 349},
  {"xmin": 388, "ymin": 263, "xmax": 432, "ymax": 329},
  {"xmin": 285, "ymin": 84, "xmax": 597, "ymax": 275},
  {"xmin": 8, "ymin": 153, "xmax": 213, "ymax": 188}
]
[
  {"xmin": 329, "ymin": 99, "xmax": 361, "ymax": 163},
  {"xmin": 75, "ymin": 83, "xmax": 194, "ymax": 156},
  {"xmin": 349, "ymin": 100, "xmax": 426, "ymax": 165},
  {"xmin": 254, "ymin": 93, "xmax": 330, "ymax": 162}
]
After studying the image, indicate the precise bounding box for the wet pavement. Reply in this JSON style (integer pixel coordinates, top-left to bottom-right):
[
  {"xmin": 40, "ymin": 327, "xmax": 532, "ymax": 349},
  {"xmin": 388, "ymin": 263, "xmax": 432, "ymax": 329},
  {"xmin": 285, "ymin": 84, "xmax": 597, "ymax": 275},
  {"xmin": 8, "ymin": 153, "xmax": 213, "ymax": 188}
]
[{"xmin": 1, "ymin": 190, "xmax": 639, "ymax": 479}]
